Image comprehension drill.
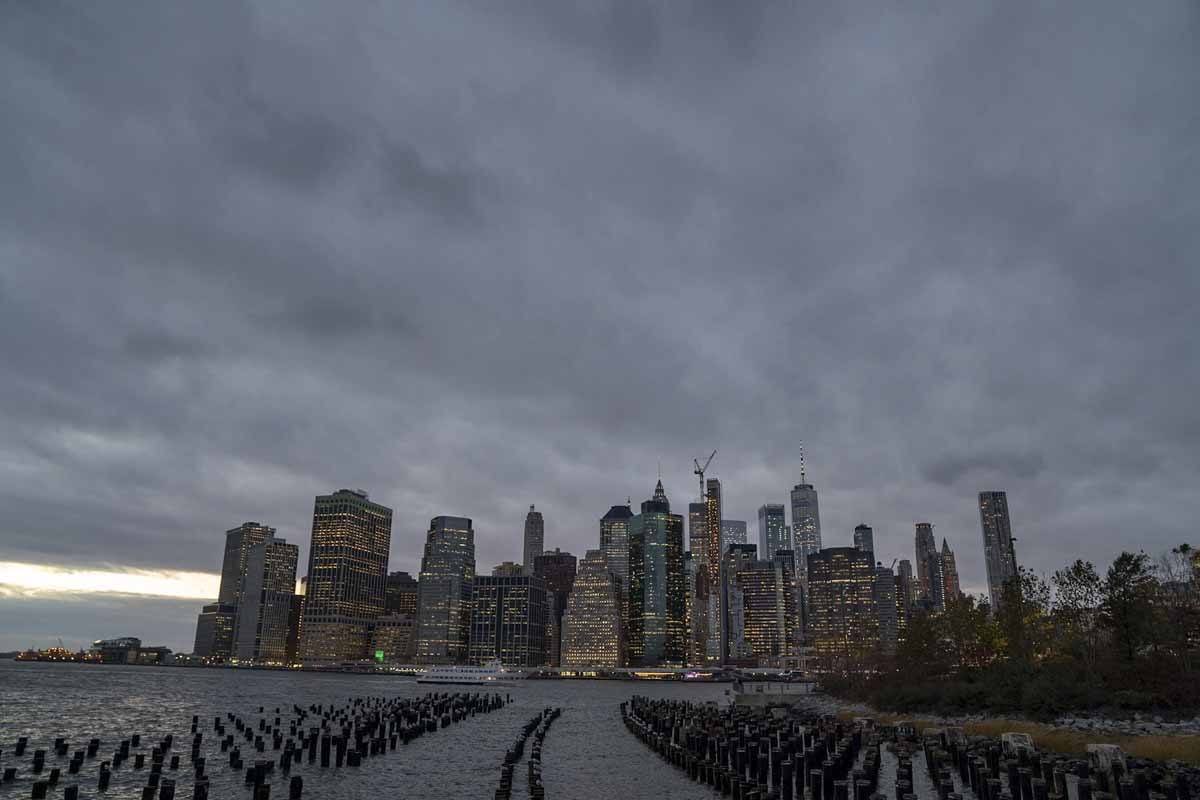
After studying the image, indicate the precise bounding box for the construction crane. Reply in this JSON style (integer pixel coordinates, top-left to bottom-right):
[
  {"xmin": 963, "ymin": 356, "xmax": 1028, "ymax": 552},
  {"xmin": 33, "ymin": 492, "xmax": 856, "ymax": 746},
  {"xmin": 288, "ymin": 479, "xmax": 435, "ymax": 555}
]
[{"xmin": 693, "ymin": 450, "xmax": 716, "ymax": 500}]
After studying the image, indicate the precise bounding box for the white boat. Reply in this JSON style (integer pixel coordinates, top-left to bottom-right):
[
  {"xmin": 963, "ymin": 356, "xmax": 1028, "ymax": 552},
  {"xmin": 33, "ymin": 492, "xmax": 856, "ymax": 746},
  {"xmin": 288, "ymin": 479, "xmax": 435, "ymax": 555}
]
[{"xmin": 416, "ymin": 659, "xmax": 511, "ymax": 685}]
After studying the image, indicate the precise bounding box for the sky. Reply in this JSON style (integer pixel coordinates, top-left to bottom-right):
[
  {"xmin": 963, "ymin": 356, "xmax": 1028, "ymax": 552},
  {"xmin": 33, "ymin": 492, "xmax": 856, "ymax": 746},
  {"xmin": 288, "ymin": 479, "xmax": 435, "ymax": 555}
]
[{"xmin": 2, "ymin": 1, "xmax": 1198, "ymax": 652}]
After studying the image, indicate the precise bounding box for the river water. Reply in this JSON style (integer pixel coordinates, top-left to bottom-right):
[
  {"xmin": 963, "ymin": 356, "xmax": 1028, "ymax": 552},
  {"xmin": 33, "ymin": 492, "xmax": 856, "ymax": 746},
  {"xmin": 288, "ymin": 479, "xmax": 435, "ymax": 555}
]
[{"xmin": 0, "ymin": 661, "xmax": 727, "ymax": 800}]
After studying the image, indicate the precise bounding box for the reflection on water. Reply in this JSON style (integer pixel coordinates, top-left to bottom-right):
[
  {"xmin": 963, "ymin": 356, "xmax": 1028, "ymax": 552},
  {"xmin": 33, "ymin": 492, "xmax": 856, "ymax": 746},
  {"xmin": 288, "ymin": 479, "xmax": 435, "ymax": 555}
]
[{"xmin": 0, "ymin": 662, "xmax": 725, "ymax": 800}]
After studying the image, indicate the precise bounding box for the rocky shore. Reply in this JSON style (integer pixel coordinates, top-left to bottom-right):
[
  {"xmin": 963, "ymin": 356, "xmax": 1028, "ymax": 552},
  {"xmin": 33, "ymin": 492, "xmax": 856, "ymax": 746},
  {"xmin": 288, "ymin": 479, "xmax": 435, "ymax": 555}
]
[{"xmin": 796, "ymin": 694, "xmax": 1200, "ymax": 737}]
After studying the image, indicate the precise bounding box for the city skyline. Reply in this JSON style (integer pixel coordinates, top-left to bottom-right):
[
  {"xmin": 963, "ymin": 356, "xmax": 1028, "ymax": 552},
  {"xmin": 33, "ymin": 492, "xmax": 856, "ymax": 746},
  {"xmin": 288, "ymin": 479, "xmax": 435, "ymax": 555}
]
[{"xmin": 3, "ymin": 1, "xmax": 1198, "ymax": 654}]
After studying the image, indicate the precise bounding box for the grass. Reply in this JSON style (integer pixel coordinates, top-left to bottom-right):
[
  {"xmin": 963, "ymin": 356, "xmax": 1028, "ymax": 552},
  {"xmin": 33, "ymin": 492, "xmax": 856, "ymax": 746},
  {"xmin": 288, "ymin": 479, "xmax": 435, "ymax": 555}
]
[{"xmin": 835, "ymin": 712, "xmax": 1200, "ymax": 763}]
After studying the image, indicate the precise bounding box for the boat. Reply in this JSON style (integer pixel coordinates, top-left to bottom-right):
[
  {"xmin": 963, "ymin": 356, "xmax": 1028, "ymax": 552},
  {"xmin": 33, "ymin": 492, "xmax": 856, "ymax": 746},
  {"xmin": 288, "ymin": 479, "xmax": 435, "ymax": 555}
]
[{"xmin": 417, "ymin": 659, "xmax": 511, "ymax": 685}]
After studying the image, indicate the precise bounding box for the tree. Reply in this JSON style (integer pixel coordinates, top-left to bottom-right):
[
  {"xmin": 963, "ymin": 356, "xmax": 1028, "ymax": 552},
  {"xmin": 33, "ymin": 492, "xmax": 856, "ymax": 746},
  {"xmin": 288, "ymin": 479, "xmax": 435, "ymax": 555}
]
[
  {"xmin": 1052, "ymin": 560, "xmax": 1102, "ymax": 669},
  {"xmin": 1100, "ymin": 551, "xmax": 1159, "ymax": 665},
  {"xmin": 942, "ymin": 594, "xmax": 998, "ymax": 669},
  {"xmin": 996, "ymin": 567, "xmax": 1051, "ymax": 665},
  {"xmin": 1153, "ymin": 544, "xmax": 1199, "ymax": 675}
]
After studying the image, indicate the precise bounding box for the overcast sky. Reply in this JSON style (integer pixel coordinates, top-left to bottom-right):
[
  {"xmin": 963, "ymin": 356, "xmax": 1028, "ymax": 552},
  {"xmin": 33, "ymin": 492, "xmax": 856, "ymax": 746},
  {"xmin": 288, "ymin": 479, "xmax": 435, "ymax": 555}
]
[{"xmin": 2, "ymin": 1, "xmax": 1198, "ymax": 652}]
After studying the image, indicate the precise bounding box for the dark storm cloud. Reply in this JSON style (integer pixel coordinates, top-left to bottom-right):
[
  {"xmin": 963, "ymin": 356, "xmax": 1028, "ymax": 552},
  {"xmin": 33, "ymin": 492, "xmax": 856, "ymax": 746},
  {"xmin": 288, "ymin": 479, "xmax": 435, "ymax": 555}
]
[{"xmin": 2, "ymin": 0, "xmax": 1199, "ymax": 648}]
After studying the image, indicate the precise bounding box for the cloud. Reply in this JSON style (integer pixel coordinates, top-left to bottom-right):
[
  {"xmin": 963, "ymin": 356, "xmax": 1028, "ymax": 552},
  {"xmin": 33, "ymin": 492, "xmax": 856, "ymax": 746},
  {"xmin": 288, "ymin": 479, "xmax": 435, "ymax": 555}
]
[{"xmin": 1, "ymin": 0, "xmax": 1198, "ymax": 650}]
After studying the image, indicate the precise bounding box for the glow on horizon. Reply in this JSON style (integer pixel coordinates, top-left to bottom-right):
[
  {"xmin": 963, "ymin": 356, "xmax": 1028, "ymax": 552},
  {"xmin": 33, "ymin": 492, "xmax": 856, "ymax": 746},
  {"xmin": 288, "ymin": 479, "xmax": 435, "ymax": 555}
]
[{"xmin": 0, "ymin": 562, "xmax": 219, "ymax": 599}]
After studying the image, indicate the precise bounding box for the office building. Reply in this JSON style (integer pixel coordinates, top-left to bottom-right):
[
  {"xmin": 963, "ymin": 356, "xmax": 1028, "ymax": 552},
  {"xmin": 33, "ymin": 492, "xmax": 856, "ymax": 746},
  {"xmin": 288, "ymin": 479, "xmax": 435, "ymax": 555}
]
[
  {"xmin": 853, "ymin": 524, "xmax": 874, "ymax": 556},
  {"xmin": 979, "ymin": 491, "xmax": 1018, "ymax": 608},
  {"xmin": 721, "ymin": 519, "xmax": 748, "ymax": 551},
  {"xmin": 757, "ymin": 504, "xmax": 790, "ymax": 561},
  {"xmin": 873, "ymin": 565, "xmax": 899, "ymax": 656},
  {"xmin": 193, "ymin": 604, "xmax": 235, "ymax": 660},
  {"xmin": 790, "ymin": 458, "xmax": 822, "ymax": 563},
  {"xmin": 914, "ymin": 522, "xmax": 937, "ymax": 601},
  {"xmin": 492, "ymin": 561, "xmax": 524, "ymax": 577},
  {"xmin": 385, "ymin": 571, "xmax": 418, "ymax": 615},
  {"xmin": 688, "ymin": 503, "xmax": 707, "ymax": 560},
  {"xmin": 299, "ymin": 490, "xmax": 392, "ymax": 663},
  {"xmin": 561, "ymin": 550, "xmax": 624, "ymax": 668},
  {"xmin": 734, "ymin": 550, "xmax": 798, "ymax": 665},
  {"xmin": 193, "ymin": 521, "xmax": 274, "ymax": 660},
  {"xmin": 600, "ymin": 504, "xmax": 633, "ymax": 588},
  {"xmin": 522, "ymin": 505, "xmax": 544, "ymax": 575},
  {"xmin": 896, "ymin": 559, "xmax": 916, "ymax": 609},
  {"xmin": 628, "ymin": 479, "xmax": 686, "ymax": 666},
  {"xmin": 721, "ymin": 544, "xmax": 757, "ymax": 662},
  {"xmin": 234, "ymin": 534, "xmax": 298, "ymax": 663},
  {"xmin": 285, "ymin": 592, "xmax": 304, "ymax": 664},
  {"xmin": 415, "ymin": 516, "xmax": 476, "ymax": 663},
  {"xmin": 370, "ymin": 613, "xmax": 415, "ymax": 663},
  {"xmin": 806, "ymin": 547, "xmax": 878, "ymax": 666},
  {"xmin": 533, "ymin": 549, "xmax": 576, "ymax": 667},
  {"xmin": 467, "ymin": 574, "xmax": 548, "ymax": 667},
  {"xmin": 701, "ymin": 478, "xmax": 723, "ymax": 663},
  {"xmin": 941, "ymin": 540, "xmax": 962, "ymax": 603}
]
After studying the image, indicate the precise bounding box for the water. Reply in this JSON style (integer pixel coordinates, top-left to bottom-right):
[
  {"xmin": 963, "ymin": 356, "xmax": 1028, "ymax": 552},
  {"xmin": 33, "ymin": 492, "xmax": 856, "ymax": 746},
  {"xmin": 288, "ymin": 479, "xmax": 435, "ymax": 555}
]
[{"xmin": 0, "ymin": 662, "xmax": 727, "ymax": 799}]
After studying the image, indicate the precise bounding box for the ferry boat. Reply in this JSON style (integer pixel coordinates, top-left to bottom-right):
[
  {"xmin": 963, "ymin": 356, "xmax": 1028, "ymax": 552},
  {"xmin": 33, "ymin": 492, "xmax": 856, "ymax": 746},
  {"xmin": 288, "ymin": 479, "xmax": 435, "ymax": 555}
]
[{"xmin": 417, "ymin": 659, "xmax": 511, "ymax": 685}]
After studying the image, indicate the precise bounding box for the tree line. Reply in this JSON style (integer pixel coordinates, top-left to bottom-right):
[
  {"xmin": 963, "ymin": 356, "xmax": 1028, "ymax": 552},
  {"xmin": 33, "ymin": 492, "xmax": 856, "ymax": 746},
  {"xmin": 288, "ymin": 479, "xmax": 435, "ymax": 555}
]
[{"xmin": 824, "ymin": 544, "xmax": 1200, "ymax": 719}]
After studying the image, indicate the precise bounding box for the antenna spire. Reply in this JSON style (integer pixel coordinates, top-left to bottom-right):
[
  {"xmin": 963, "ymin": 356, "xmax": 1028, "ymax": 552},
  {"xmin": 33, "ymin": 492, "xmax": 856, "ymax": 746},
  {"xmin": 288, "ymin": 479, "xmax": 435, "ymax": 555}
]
[{"xmin": 800, "ymin": 441, "xmax": 806, "ymax": 484}]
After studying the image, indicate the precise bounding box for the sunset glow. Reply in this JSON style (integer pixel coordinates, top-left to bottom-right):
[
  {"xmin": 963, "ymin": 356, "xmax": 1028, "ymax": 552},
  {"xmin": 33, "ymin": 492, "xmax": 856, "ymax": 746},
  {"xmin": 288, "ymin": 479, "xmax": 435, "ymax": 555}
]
[{"xmin": 0, "ymin": 562, "xmax": 218, "ymax": 599}]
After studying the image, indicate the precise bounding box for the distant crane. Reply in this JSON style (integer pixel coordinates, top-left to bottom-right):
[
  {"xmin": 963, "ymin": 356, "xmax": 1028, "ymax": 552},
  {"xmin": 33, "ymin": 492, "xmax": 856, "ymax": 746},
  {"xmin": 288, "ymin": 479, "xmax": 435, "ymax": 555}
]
[{"xmin": 693, "ymin": 450, "xmax": 717, "ymax": 501}]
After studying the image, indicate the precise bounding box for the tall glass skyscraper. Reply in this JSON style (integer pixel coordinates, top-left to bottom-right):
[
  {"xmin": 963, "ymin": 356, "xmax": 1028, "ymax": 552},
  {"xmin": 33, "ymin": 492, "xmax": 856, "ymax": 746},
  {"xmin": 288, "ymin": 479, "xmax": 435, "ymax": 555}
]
[
  {"xmin": 790, "ymin": 468, "xmax": 822, "ymax": 564},
  {"xmin": 600, "ymin": 504, "xmax": 633, "ymax": 588},
  {"xmin": 299, "ymin": 490, "xmax": 392, "ymax": 663},
  {"xmin": 979, "ymin": 491, "xmax": 1018, "ymax": 608},
  {"xmin": 533, "ymin": 548, "xmax": 576, "ymax": 667},
  {"xmin": 522, "ymin": 505, "xmax": 544, "ymax": 576},
  {"xmin": 914, "ymin": 522, "xmax": 937, "ymax": 601},
  {"xmin": 756, "ymin": 504, "xmax": 789, "ymax": 561},
  {"xmin": 194, "ymin": 521, "xmax": 274, "ymax": 660},
  {"xmin": 233, "ymin": 534, "xmax": 298, "ymax": 664},
  {"xmin": 721, "ymin": 519, "xmax": 748, "ymax": 551},
  {"xmin": 806, "ymin": 547, "xmax": 878, "ymax": 667},
  {"xmin": 415, "ymin": 515, "xmax": 476, "ymax": 663},
  {"xmin": 467, "ymin": 574, "xmax": 548, "ymax": 667},
  {"xmin": 853, "ymin": 524, "xmax": 875, "ymax": 556},
  {"xmin": 627, "ymin": 479, "xmax": 686, "ymax": 666}
]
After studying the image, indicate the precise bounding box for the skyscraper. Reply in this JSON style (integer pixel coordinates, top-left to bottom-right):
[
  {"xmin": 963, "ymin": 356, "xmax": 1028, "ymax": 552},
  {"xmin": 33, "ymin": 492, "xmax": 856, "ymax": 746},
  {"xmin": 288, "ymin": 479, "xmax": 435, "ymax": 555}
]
[
  {"xmin": 385, "ymin": 571, "xmax": 418, "ymax": 615},
  {"xmin": 896, "ymin": 559, "xmax": 916, "ymax": 609},
  {"xmin": 627, "ymin": 479, "xmax": 686, "ymax": 666},
  {"xmin": 701, "ymin": 478, "xmax": 723, "ymax": 663},
  {"xmin": 806, "ymin": 547, "xmax": 878, "ymax": 667},
  {"xmin": 736, "ymin": 552, "xmax": 798, "ymax": 666},
  {"xmin": 853, "ymin": 524, "xmax": 875, "ymax": 556},
  {"xmin": 979, "ymin": 491, "xmax": 1018, "ymax": 608},
  {"xmin": 757, "ymin": 504, "xmax": 790, "ymax": 561},
  {"xmin": 790, "ymin": 455, "xmax": 822, "ymax": 564},
  {"xmin": 299, "ymin": 491, "xmax": 392, "ymax": 663},
  {"xmin": 533, "ymin": 549, "xmax": 576, "ymax": 667},
  {"xmin": 914, "ymin": 522, "xmax": 937, "ymax": 602},
  {"xmin": 688, "ymin": 503, "xmax": 707, "ymax": 559},
  {"xmin": 721, "ymin": 519, "xmax": 748, "ymax": 551},
  {"xmin": 600, "ymin": 504, "xmax": 633, "ymax": 588},
  {"xmin": 468, "ymin": 574, "xmax": 548, "ymax": 667},
  {"xmin": 522, "ymin": 505, "xmax": 544, "ymax": 575},
  {"xmin": 415, "ymin": 515, "xmax": 475, "ymax": 663},
  {"xmin": 941, "ymin": 539, "xmax": 961, "ymax": 603},
  {"xmin": 195, "ymin": 521, "xmax": 275, "ymax": 660},
  {"xmin": 233, "ymin": 534, "xmax": 298, "ymax": 664},
  {"xmin": 721, "ymin": 544, "xmax": 758, "ymax": 663},
  {"xmin": 561, "ymin": 550, "xmax": 624, "ymax": 668},
  {"xmin": 873, "ymin": 564, "xmax": 899, "ymax": 656}
]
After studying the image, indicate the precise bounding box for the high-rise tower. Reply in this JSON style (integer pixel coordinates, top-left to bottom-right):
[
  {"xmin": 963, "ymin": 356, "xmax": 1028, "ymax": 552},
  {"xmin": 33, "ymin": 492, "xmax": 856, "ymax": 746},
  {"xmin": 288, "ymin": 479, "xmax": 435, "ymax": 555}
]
[
  {"xmin": 522, "ymin": 505, "xmax": 544, "ymax": 575},
  {"xmin": 853, "ymin": 524, "xmax": 875, "ymax": 556},
  {"xmin": 415, "ymin": 515, "xmax": 476, "ymax": 663},
  {"xmin": 299, "ymin": 490, "xmax": 392, "ymax": 663},
  {"xmin": 790, "ymin": 448, "xmax": 822, "ymax": 564},
  {"xmin": 233, "ymin": 534, "xmax": 298, "ymax": 664},
  {"xmin": 757, "ymin": 504, "xmax": 789, "ymax": 561},
  {"xmin": 940, "ymin": 540, "xmax": 961, "ymax": 603},
  {"xmin": 561, "ymin": 550, "xmax": 625, "ymax": 668},
  {"xmin": 627, "ymin": 479, "xmax": 686, "ymax": 666},
  {"xmin": 194, "ymin": 521, "xmax": 275, "ymax": 660},
  {"xmin": 979, "ymin": 491, "xmax": 1018, "ymax": 608},
  {"xmin": 914, "ymin": 522, "xmax": 937, "ymax": 602}
]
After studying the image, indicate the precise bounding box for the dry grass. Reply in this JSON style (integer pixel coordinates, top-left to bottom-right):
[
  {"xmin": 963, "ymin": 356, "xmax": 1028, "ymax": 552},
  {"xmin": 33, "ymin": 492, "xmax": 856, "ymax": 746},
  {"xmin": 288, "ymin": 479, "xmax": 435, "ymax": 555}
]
[{"xmin": 834, "ymin": 712, "xmax": 1200, "ymax": 763}]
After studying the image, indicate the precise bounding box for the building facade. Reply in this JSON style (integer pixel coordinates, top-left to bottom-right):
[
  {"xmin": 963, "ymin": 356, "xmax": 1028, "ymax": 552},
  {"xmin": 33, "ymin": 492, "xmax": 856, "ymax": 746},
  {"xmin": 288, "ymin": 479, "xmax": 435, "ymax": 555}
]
[
  {"xmin": 533, "ymin": 549, "xmax": 576, "ymax": 667},
  {"xmin": 385, "ymin": 571, "xmax": 418, "ymax": 615},
  {"xmin": 757, "ymin": 504, "xmax": 790, "ymax": 561},
  {"xmin": 940, "ymin": 540, "xmax": 962, "ymax": 603},
  {"xmin": 896, "ymin": 559, "xmax": 916, "ymax": 610},
  {"xmin": 467, "ymin": 575, "xmax": 548, "ymax": 667},
  {"xmin": 721, "ymin": 519, "xmax": 748, "ymax": 551},
  {"xmin": 522, "ymin": 505, "xmax": 544, "ymax": 575},
  {"xmin": 370, "ymin": 613, "xmax": 415, "ymax": 663},
  {"xmin": 627, "ymin": 480, "xmax": 687, "ymax": 666},
  {"xmin": 806, "ymin": 547, "xmax": 878, "ymax": 667},
  {"xmin": 415, "ymin": 515, "xmax": 476, "ymax": 663},
  {"xmin": 979, "ymin": 491, "xmax": 1018, "ymax": 608},
  {"xmin": 914, "ymin": 522, "xmax": 938, "ymax": 603},
  {"xmin": 193, "ymin": 603, "xmax": 235, "ymax": 659},
  {"xmin": 734, "ymin": 550, "xmax": 798, "ymax": 665},
  {"xmin": 194, "ymin": 521, "xmax": 274, "ymax": 660},
  {"xmin": 853, "ymin": 524, "xmax": 875, "ymax": 556},
  {"xmin": 299, "ymin": 490, "xmax": 392, "ymax": 663},
  {"xmin": 561, "ymin": 550, "xmax": 624, "ymax": 668},
  {"xmin": 790, "ymin": 477, "xmax": 822, "ymax": 565},
  {"xmin": 234, "ymin": 535, "xmax": 299, "ymax": 663},
  {"xmin": 873, "ymin": 565, "xmax": 899, "ymax": 656}
]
